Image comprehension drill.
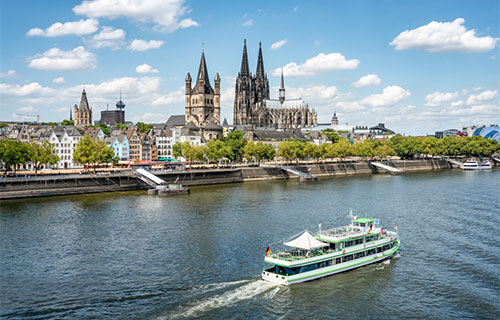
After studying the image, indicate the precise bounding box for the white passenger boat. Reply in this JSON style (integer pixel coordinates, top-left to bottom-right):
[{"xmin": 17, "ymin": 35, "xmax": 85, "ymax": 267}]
[
  {"xmin": 262, "ymin": 213, "xmax": 400, "ymax": 285},
  {"xmin": 462, "ymin": 160, "xmax": 492, "ymax": 170}
]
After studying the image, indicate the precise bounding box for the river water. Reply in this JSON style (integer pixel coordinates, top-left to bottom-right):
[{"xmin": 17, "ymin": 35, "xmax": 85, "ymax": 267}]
[{"xmin": 1, "ymin": 169, "xmax": 499, "ymax": 319}]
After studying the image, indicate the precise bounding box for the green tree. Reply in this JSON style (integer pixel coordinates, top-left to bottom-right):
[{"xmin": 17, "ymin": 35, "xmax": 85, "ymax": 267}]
[
  {"xmin": 277, "ymin": 141, "xmax": 294, "ymax": 162},
  {"xmin": 351, "ymin": 140, "xmax": 375, "ymax": 158},
  {"xmin": 0, "ymin": 139, "xmax": 32, "ymax": 176},
  {"xmin": 73, "ymin": 135, "xmax": 114, "ymax": 173},
  {"xmin": 61, "ymin": 119, "xmax": 74, "ymax": 126},
  {"xmin": 321, "ymin": 129, "xmax": 340, "ymax": 143},
  {"xmin": 224, "ymin": 130, "xmax": 247, "ymax": 161},
  {"xmin": 204, "ymin": 139, "xmax": 233, "ymax": 164},
  {"xmin": 389, "ymin": 135, "xmax": 404, "ymax": 155},
  {"xmin": 442, "ymin": 136, "xmax": 464, "ymax": 156},
  {"xmin": 333, "ymin": 139, "xmax": 352, "ymax": 160},
  {"xmin": 373, "ymin": 143, "xmax": 396, "ymax": 158},
  {"xmin": 99, "ymin": 124, "xmax": 110, "ymax": 135},
  {"xmin": 29, "ymin": 140, "xmax": 59, "ymax": 175},
  {"xmin": 263, "ymin": 144, "xmax": 276, "ymax": 162},
  {"xmin": 136, "ymin": 122, "xmax": 154, "ymax": 134},
  {"xmin": 114, "ymin": 123, "xmax": 129, "ymax": 130},
  {"xmin": 173, "ymin": 142, "xmax": 183, "ymax": 159},
  {"xmin": 397, "ymin": 137, "xmax": 423, "ymax": 159},
  {"xmin": 304, "ymin": 143, "xmax": 322, "ymax": 162},
  {"xmin": 243, "ymin": 140, "xmax": 257, "ymax": 162}
]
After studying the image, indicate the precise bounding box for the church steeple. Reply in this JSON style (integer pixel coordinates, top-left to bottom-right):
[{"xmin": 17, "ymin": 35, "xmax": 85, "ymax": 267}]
[
  {"xmin": 279, "ymin": 69, "xmax": 286, "ymax": 104},
  {"xmin": 192, "ymin": 50, "xmax": 213, "ymax": 94},
  {"xmin": 256, "ymin": 41, "xmax": 265, "ymax": 78},
  {"xmin": 240, "ymin": 39, "xmax": 250, "ymax": 76}
]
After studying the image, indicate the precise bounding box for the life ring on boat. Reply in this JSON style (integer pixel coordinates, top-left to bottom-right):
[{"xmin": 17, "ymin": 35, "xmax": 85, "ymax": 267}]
[
  {"xmin": 342, "ymin": 249, "xmax": 346, "ymax": 254},
  {"xmin": 390, "ymin": 237, "xmax": 393, "ymax": 241}
]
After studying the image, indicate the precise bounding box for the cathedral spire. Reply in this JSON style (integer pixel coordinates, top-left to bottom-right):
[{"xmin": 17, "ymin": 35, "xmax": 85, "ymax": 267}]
[
  {"xmin": 240, "ymin": 39, "xmax": 250, "ymax": 76},
  {"xmin": 256, "ymin": 41, "xmax": 265, "ymax": 78},
  {"xmin": 279, "ymin": 69, "xmax": 286, "ymax": 104}
]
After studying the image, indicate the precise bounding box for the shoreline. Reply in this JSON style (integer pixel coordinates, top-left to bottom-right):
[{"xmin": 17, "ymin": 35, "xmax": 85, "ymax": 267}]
[{"xmin": 0, "ymin": 159, "xmax": 495, "ymax": 200}]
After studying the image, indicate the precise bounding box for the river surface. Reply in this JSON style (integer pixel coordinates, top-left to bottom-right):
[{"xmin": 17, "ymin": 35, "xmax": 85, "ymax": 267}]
[{"xmin": 1, "ymin": 169, "xmax": 499, "ymax": 319}]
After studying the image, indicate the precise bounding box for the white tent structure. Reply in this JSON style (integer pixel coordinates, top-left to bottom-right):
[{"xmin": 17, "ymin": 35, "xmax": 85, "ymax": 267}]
[{"xmin": 284, "ymin": 231, "xmax": 328, "ymax": 250}]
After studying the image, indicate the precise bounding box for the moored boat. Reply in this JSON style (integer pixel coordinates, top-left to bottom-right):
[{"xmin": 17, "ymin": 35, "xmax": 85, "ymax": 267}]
[
  {"xmin": 262, "ymin": 213, "xmax": 399, "ymax": 285},
  {"xmin": 462, "ymin": 160, "xmax": 492, "ymax": 170}
]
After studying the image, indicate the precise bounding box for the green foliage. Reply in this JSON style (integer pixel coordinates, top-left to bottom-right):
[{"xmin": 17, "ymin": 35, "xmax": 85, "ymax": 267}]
[
  {"xmin": 223, "ymin": 130, "xmax": 247, "ymax": 161},
  {"xmin": 0, "ymin": 123, "xmax": 8, "ymax": 128},
  {"xmin": 351, "ymin": 140, "xmax": 375, "ymax": 158},
  {"xmin": 321, "ymin": 129, "xmax": 340, "ymax": 143},
  {"xmin": 29, "ymin": 140, "xmax": 59, "ymax": 175},
  {"xmin": 303, "ymin": 143, "xmax": 322, "ymax": 161},
  {"xmin": 73, "ymin": 135, "xmax": 114, "ymax": 173},
  {"xmin": 173, "ymin": 142, "xmax": 182, "ymax": 158},
  {"xmin": 136, "ymin": 122, "xmax": 154, "ymax": 134},
  {"xmin": 374, "ymin": 143, "xmax": 396, "ymax": 158},
  {"xmin": 0, "ymin": 139, "xmax": 32, "ymax": 176},
  {"xmin": 244, "ymin": 141, "xmax": 275, "ymax": 163},
  {"xmin": 99, "ymin": 124, "xmax": 110, "ymax": 135},
  {"xmin": 203, "ymin": 139, "xmax": 233, "ymax": 163},
  {"xmin": 41, "ymin": 122, "xmax": 58, "ymax": 126},
  {"xmin": 114, "ymin": 123, "xmax": 129, "ymax": 130},
  {"xmin": 61, "ymin": 119, "xmax": 74, "ymax": 126}
]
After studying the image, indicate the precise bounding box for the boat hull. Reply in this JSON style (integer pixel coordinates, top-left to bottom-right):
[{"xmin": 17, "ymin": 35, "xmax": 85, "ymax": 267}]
[{"xmin": 262, "ymin": 241, "xmax": 399, "ymax": 285}]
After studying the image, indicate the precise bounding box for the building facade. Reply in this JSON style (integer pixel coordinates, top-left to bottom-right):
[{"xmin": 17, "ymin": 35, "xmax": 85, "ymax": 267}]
[
  {"xmin": 97, "ymin": 93, "xmax": 125, "ymax": 126},
  {"xmin": 233, "ymin": 40, "xmax": 317, "ymax": 130},
  {"xmin": 74, "ymin": 89, "xmax": 93, "ymax": 126}
]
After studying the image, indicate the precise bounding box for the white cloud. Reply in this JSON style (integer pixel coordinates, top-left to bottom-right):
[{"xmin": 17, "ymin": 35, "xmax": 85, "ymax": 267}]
[
  {"xmin": 390, "ymin": 18, "xmax": 497, "ymax": 53},
  {"xmin": 335, "ymin": 100, "xmax": 365, "ymax": 111},
  {"xmin": 0, "ymin": 70, "xmax": 16, "ymax": 78},
  {"xmin": 17, "ymin": 106, "xmax": 35, "ymax": 113},
  {"xmin": 87, "ymin": 26, "xmax": 126, "ymax": 49},
  {"xmin": 0, "ymin": 82, "xmax": 55, "ymax": 97},
  {"xmin": 424, "ymin": 91, "xmax": 459, "ymax": 107},
  {"xmin": 152, "ymin": 87, "xmax": 184, "ymax": 106},
  {"xmin": 27, "ymin": 19, "xmax": 98, "ymax": 37},
  {"xmin": 313, "ymin": 40, "xmax": 321, "ymax": 46},
  {"xmin": 136, "ymin": 64, "xmax": 159, "ymax": 74},
  {"xmin": 284, "ymin": 85, "xmax": 338, "ymax": 103},
  {"xmin": 28, "ymin": 46, "xmax": 96, "ymax": 71},
  {"xmin": 272, "ymin": 52, "xmax": 359, "ymax": 77},
  {"xmin": 128, "ymin": 39, "xmax": 164, "ymax": 51},
  {"xmin": 351, "ymin": 74, "xmax": 381, "ymax": 88},
  {"xmin": 360, "ymin": 85, "xmax": 411, "ymax": 107},
  {"xmin": 270, "ymin": 39, "xmax": 287, "ymax": 50},
  {"xmin": 73, "ymin": 0, "xmax": 198, "ymax": 32},
  {"xmin": 466, "ymin": 89, "xmax": 498, "ymax": 105},
  {"xmin": 52, "ymin": 77, "xmax": 65, "ymax": 84},
  {"xmin": 133, "ymin": 112, "xmax": 168, "ymax": 122},
  {"xmin": 242, "ymin": 19, "xmax": 253, "ymax": 27},
  {"xmin": 451, "ymin": 100, "xmax": 464, "ymax": 107}
]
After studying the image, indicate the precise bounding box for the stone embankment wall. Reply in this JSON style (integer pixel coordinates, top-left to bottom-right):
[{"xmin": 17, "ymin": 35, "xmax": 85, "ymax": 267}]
[
  {"xmin": 0, "ymin": 173, "xmax": 144, "ymax": 200},
  {"xmin": 0, "ymin": 159, "xmax": 488, "ymax": 200}
]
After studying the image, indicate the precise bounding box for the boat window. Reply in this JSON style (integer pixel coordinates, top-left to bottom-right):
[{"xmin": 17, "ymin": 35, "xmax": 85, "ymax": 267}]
[{"xmin": 343, "ymin": 254, "xmax": 354, "ymax": 263}]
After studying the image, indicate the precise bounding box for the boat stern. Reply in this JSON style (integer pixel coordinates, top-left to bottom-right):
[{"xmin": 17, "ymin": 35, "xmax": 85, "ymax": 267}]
[{"xmin": 261, "ymin": 270, "xmax": 289, "ymax": 285}]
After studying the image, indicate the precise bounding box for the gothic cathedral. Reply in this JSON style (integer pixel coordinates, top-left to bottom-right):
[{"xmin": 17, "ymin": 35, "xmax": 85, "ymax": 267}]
[{"xmin": 233, "ymin": 40, "xmax": 317, "ymax": 130}]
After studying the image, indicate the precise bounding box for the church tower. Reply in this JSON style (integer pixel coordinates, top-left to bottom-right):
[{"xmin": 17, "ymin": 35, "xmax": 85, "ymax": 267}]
[
  {"xmin": 185, "ymin": 50, "xmax": 220, "ymax": 127},
  {"xmin": 74, "ymin": 89, "xmax": 92, "ymax": 127},
  {"xmin": 254, "ymin": 42, "xmax": 270, "ymax": 105}
]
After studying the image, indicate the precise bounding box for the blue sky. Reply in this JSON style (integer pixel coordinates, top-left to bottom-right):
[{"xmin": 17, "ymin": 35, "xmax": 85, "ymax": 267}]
[{"xmin": 1, "ymin": 0, "xmax": 499, "ymax": 135}]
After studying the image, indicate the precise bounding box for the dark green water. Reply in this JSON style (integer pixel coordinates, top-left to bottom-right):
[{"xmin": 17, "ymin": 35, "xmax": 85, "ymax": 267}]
[{"xmin": 1, "ymin": 170, "xmax": 499, "ymax": 319}]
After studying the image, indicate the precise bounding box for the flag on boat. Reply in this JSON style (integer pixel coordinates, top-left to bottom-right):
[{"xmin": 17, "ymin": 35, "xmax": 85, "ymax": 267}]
[
  {"xmin": 175, "ymin": 176, "xmax": 179, "ymax": 183},
  {"xmin": 395, "ymin": 225, "xmax": 398, "ymax": 229},
  {"xmin": 265, "ymin": 246, "xmax": 271, "ymax": 257}
]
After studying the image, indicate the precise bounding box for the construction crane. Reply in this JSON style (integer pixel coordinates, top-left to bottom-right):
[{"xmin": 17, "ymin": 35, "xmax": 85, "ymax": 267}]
[{"xmin": 15, "ymin": 113, "xmax": 40, "ymax": 123}]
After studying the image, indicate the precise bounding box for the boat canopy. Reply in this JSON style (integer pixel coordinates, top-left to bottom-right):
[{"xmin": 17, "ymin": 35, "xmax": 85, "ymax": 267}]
[
  {"xmin": 284, "ymin": 231, "xmax": 328, "ymax": 250},
  {"xmin": 353, "ymin": 217, "xmax": 374, "ymax": 224}
]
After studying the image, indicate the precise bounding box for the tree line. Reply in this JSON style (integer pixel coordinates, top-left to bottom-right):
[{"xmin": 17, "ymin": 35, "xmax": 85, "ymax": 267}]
[{"xmin": 0, "ymin": 136, "xmax": 114, "ymax": 176}]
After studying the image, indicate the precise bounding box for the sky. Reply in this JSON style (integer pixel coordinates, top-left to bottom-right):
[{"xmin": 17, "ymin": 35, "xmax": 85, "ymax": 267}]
[{"xmin": 0, "ymin": 0, "xmax": 499, "ymax": 135}]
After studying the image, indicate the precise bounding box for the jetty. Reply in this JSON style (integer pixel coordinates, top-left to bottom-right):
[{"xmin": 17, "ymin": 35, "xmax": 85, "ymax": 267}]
[
  {"xmin": 444, "ymin": 158, "xmax": 464, "ymax": 169},
  {"xmin": 370, "ymin": 162, "xmax": 405, "ymax": 174},
  {"xmin": 279, "ymin": 166, "xmax": 318, "ymax": 181},
  {"xmin": 135, "ymin": 169, "xmax": 189, "ymax": 196}
]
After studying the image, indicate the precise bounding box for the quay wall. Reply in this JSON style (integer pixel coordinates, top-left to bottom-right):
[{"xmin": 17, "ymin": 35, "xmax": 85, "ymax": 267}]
[{"xmin": 0, "ymin": 159, "xmax": 481, "ymax": 200}]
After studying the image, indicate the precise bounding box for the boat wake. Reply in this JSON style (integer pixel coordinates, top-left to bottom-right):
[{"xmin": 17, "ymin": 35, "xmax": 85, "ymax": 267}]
[{"xmin": 162, "ymin": 280, "xmax": 277, "ymax": 319}]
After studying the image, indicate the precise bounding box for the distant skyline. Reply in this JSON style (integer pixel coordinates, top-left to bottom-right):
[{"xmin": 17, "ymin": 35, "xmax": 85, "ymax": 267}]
[{"xmin": 0, "ymin": 0, "xmax": 499, "ymax": 135}]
